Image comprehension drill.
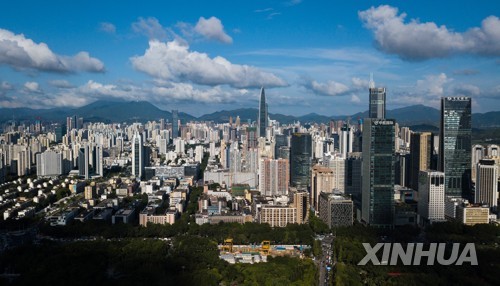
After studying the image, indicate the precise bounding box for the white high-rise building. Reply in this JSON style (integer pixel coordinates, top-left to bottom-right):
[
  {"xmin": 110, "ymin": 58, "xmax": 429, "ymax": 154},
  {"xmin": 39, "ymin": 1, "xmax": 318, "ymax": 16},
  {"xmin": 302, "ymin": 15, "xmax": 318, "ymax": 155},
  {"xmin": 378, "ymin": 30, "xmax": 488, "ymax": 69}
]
[
  {"xmin": 418, "ymin": 170, "xmax": 445, "ymax": 224},
  {"xmin": 132, "ymin": 131, "xmax": 143, "ymax": 179},
  {"xmin": 339, "ymin": 126, "xmax": 353, "ymax": 159},
  {"xmin": 36, "ymin": 150, "xmax": 63, "ymax": 177},
  {"xmin": 95, "ymin": 144, "xmax": 104, "ymax": 177},
  {"xmin": 475, "ymin": 159, "xmax": 498, "ymax": 210}
]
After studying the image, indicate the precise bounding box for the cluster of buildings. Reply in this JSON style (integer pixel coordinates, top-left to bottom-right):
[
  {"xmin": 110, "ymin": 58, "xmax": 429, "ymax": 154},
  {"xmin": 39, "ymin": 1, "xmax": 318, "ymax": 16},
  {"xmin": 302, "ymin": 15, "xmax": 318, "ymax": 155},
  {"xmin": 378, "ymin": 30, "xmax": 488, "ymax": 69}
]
[{"xmin": 0, "ymin": 77, "xmax": 498, "ymax": 231}]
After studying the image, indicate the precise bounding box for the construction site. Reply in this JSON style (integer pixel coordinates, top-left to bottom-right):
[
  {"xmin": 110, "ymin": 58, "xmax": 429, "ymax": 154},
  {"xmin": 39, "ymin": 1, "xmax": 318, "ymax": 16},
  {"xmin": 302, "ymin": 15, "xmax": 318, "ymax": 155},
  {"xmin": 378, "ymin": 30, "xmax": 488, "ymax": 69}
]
[{"xmin": 218, "ymin": 238, "xmax": 310, "ymax": 264}]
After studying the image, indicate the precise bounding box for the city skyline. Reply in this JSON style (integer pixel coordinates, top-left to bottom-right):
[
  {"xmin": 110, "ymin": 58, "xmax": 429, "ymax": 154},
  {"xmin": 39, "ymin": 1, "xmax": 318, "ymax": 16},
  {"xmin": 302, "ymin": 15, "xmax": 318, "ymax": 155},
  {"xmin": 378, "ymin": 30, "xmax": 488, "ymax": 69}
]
[{"xmin": 0, "ymin": 1, "xmax": 499, "ymax": 116}]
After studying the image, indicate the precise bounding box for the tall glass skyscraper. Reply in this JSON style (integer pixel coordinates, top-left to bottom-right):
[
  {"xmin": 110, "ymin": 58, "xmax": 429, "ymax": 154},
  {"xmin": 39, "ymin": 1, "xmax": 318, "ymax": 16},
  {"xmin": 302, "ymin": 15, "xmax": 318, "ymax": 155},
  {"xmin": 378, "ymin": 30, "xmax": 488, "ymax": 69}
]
[
  {"xmin": 290, "ymin": 133, "xmax": 312, "ymax": 188},
  {"xmin": 368, "ymin": 76, "xmax": 386, "ymax": 119},
  {"xmin": 439, "ymin": 97, "xmax": 472, "ymax": 198},
  {"xmin": 172, "ymin": 109, "xmax": 179, "ymax": 139},
  {"xmin": 132, "ymin": 130, "xmax": 143, "ymax": 179},
  {"xmin": 362, "ymin": 118, "xmax": 395, "ymax": 227},
  {"xmin": 258, "ymin": 87, "xmax": 267, "ymax": 138}
]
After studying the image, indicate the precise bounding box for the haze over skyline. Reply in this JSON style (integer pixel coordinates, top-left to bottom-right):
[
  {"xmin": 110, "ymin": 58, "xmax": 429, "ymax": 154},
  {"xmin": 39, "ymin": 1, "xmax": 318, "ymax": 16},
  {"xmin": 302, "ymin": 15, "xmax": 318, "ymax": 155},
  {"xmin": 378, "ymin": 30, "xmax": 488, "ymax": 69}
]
[{"xmin": 0, "ymin": 0, "xmax": 499, "ymax": 116}]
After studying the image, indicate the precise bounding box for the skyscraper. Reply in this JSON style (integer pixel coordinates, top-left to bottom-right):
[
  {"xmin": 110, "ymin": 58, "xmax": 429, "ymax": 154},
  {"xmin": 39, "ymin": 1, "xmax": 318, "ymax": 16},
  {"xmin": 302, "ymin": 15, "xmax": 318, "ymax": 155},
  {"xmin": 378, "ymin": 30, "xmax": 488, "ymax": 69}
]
[
  {"xmin": 475, "ymin": 159, "xmax": 498, "ymax": 210},
  {"xmin": 410, "ymin": 132, "xmax": 433, "ymax": 191},
  {"xmin": 339, "ymin": 126, "xmax": 353, "ymax": 158},
  {"xmin": 132, "ymin": 131, "xmax": 143, "ymax": 179},
  {"xmin": 368, "ymin": 75, "xmax": 386, "ymax": 119},
  {"xmin": 258, "ymin": 87, "xmax": 268, "ymax": 138},
  {"xmin": 290, "ymin": 133, "xmax": 312, "ymax": 189},
  {"xmin": 439, "ymin": 97, "xmax": 472, "ymax": 198},
  {"xmin": 258, "ymin": 158, "xmax": 289, "ymax": 196},
  {"xmin": 172, "ymin": 110, "xmax": 179, "ymax": 139},
  {"xmin": 418, "ymin": 170, "xmax": 446, "ymax": 225},
  {"xmin": 78, "ymin": 145, "xmax": 90, "ymax": 180},
  {"xmin": 362, "ymin": 118, "xmax": 395, "ymax": 227}
]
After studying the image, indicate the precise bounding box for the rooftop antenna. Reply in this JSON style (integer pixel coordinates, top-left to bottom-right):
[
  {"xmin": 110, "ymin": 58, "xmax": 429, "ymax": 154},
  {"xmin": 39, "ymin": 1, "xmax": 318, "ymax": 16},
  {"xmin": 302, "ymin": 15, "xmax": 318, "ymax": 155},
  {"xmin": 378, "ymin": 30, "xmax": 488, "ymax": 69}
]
[{"xmin": 369, "ymin": 73, "xmax": 375, "ymax": 89}]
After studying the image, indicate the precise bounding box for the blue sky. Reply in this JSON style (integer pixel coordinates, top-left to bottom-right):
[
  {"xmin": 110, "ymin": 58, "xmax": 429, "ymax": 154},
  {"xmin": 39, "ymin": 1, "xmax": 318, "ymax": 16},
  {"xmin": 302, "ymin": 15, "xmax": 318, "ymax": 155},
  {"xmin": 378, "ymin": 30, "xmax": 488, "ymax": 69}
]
[{"xmin": 0, "ymin": 0, "xmax": 499, "ymax": 116}]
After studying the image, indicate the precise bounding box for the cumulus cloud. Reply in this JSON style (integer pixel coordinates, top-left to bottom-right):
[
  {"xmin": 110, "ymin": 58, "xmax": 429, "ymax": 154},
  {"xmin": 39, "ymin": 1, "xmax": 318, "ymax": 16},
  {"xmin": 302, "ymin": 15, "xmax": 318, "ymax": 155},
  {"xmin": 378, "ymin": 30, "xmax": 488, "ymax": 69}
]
[
  {"xmin": 416, "ymin": 73, "xmax": 450, "ymax": 96},
  {"xmin": 307, "ymin": 80, "xmax": 350, "ymax": 96},
  {"xmin": 131, "ymin": 40, "xmax": 287, "ymax": 88},
  {"xmin": 0, "ymin": 28, "xmax": 104, "ymax": 73},
  {"xmin": 99, "ymin": 22, "xmax": 116, "ymax": 34},
  {"xmin": 305, "ymin": 77, "xmax": 370, "ymax": 97},
  {"xmin": 359, "ymin": 5, "xmax": 500, "ymax": 60},
  {"xmin": 194, "ymin": 17, "xmax": 232, "ymax": 44},
  {"xmin": 152, "ymin": 82, "xmax": 246, "ymax": 103}
]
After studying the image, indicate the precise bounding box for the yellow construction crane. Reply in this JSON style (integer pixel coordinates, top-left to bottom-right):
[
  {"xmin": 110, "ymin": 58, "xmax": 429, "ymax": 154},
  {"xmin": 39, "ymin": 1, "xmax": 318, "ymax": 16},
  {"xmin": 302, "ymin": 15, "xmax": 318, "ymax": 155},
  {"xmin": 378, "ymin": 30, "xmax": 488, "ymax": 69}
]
[
  {"xmin": 222, "ymin": 238, "xmax": 233, "ymax": 253},
  {"xmin": 261, "ymin": 240, "xmax": 271, "ymax": 255}
]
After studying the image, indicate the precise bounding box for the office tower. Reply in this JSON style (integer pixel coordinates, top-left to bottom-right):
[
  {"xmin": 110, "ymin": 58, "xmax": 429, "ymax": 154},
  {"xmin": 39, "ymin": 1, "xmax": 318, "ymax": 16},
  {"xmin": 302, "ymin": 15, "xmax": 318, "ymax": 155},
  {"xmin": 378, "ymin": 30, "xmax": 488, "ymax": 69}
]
[
  {"xmin": 36, "ymin": 150, "xmax": 63, "ymax": 177},
  {"xmin": 410, "ymin": 132, "xmax": 434, "ymax": 191},
  {"xmin": 290, "ymin": 189, "xmax": 309, "ymax": 224},
  {"xmin": 132, "ymin": 131, "xmax": 143, "ymax": 179},
  {"xmin": 368, "ymin": 75, "xmax": 386, "ymax": 119},
  {"xmin": 258, "ymin": 158, "xmax": 289, "ymax": 196},
  {"xmin": 172, "ymin": 110, "xmax": 179, "ymax": 139},
  {"xmin": 311, "ymin": 165, "xmax": 335, "ymax": 211},
  {"xmin": 290, "ymin": 133, "xmax": 312, "ymax": 189},
  {"xmin": 472, "ymin": 144, "xmax": 485, "ymax": 182},
  {"xmin": 439, "ymin": 97, "xmax": 472, "ymax": 198},
  {"xmin": 418, "ymin": 170, "xmax": 445, "ymax": 224},
  {"xmin": 274, "ymin": 134, "xmax": 288, "ymax": 159},
  {"xmin": 395, "ymin": 152, "xmax": 411, "ymax": 187},
  {"xmin": 339, "ymin": 126, "xmax": 353, "ymax": 158},
  {"xmin": 159, "ymin": 118, "xmax": 165, "ymax": 130},
  {"xmin": 258, "ymin": 87, "xmax": 268, "ymax": 138},
  {"xmin": 94, "ymin": 145, "xmax": 103, "ymax": 177},
  {"xmin": 487, "ymin": 144, "xmax": 499, "ymax": 157},
  {"xmin": 362, "ymin": 118, "xmax": 395, "ymax": 227},
  {"xmin": 318, "ymin": 192, "xmax": 353, "ymax": 228},
  {"xmin": 475, "ymin": 159, "xmax": 498, "ymax": 210},
  {"xmin": 77, "ymin": 117, "xmax": 84, "ymax": 129},
  {"xmin": 345, "ymin": 152, "xmax": 362, "ymax": 199},
  {"xmin": 78, "ymin": 145, "xmax": 90, "ymax": 179},
  {"xmin": 54, "ymin": 124, "xmax": 65, "ymax": 143}
]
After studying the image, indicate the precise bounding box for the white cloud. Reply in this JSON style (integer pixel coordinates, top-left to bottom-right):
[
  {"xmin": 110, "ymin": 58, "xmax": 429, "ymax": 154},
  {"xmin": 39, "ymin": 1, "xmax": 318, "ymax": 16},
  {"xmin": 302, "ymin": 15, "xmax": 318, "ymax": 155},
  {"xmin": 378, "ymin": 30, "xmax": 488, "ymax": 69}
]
[
  {"xmin": 359, "ymin": 5, "xmax": 500, "ymax": 60},
  {"xmin": 151, "ymin": 82, "xmax": 246, "ymax": 103},
  {"xmin": 0, "ymin": 28, "xmax": 104, "ymax": 73},
  {"xmin": 131, "ymin": 40, "xmax": 287, "ymax": 88},
  {"xmin": 194, "ymin": 17, "xmax": 232, "ymax": 44},
  {"xmin": 23, "ymin": 81, "xmax": 42, "ymax": 93},
  {"xmin": 416, "ymin": 73, "xmax": 450, "ymax": 96},
  {"xmin": 350, "ymin": 94, "xmax": 361, "ymax": 103},
  {"xmin": 48, "ymin": 79, "xmax": 75, "ymax": 89},
  {"xmin": 99, "ymin": 22, "xmax": 116, "ymax": 34},
  {"xmin": 308, "ymin": 80, "xmax": 350, "ymax": 96}
]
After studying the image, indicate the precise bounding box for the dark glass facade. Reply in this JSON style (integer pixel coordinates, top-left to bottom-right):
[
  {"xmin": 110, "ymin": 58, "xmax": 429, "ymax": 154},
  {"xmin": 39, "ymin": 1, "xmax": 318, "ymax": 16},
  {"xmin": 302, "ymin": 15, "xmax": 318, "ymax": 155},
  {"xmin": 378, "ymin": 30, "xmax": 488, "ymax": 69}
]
[
  {"xmin": 362, "ymin": 119, "xmax": 395, "ymax": 227},
  {"xmin": 172, "ymin": 109, "xmax": 179, "ymax": 139},
  {"xmin": 290, "ymin": 133, "xmax": 312, "ymax": 188},
  {"xmin": 369, "ymin": 87, "xmax": 386, "ymax": 119},
  {"xmin": 439, "ymin": 97, "xmax": 472, "ymax": 198}
]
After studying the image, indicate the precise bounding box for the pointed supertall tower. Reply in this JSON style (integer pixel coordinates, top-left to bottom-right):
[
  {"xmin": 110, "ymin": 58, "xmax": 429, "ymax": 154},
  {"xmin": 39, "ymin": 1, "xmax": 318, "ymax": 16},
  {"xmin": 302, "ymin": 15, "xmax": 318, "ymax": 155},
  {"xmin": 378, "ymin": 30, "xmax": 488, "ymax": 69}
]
[{"xmin": 258, "ymin": 87, "xmax": 268, "ymax": 138}]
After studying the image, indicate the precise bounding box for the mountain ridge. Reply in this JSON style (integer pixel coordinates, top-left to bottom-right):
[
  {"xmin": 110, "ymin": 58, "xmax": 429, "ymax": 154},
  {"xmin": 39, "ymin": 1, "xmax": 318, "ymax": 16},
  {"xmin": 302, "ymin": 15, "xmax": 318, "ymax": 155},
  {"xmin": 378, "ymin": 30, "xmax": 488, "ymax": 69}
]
[{"xmin": 0, "ymin": 100, "xmax": 498, "ymax": 128}]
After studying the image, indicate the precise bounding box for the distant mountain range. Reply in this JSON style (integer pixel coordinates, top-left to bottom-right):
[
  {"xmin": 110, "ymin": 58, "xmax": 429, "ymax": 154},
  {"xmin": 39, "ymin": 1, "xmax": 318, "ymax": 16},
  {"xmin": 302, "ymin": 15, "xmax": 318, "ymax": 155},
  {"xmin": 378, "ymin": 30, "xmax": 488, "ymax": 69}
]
[{"xmin": 1, "ymin": 100, "xmax": 499, "ymax": 128}]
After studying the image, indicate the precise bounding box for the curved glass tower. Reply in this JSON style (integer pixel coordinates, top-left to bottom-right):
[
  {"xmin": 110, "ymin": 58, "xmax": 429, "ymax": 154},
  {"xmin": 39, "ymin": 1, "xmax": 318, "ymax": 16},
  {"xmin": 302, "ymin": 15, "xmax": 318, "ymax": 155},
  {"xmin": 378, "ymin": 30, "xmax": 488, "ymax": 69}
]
[{"xmin": 258, "ymin": 87, "xmax": 267, "ymax": 138}]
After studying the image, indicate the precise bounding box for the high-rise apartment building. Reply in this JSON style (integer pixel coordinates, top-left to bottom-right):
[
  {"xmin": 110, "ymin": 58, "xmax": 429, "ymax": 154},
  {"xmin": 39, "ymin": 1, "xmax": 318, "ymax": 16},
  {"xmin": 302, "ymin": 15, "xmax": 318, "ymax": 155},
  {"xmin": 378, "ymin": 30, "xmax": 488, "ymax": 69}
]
[
  {"xmin": 311, "ymin": 165, "xmax": 334, "ymax": 211},
  {"xmin": 258, "ymin": 158, "xmax": 289, "ymax": 196},
  {"xmin": 36, "ymin": 150, "xmax": 63, "ymax": 177},
  {"xmin": 439, "ymin": 97, "xmax": 472, "ymax": 198}
]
